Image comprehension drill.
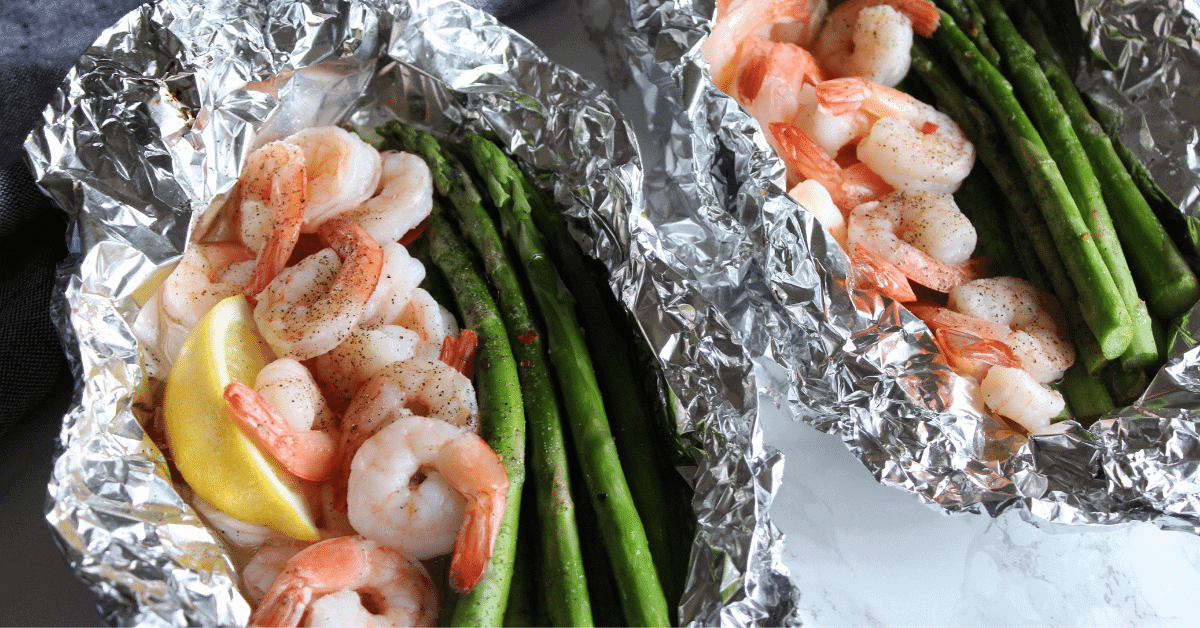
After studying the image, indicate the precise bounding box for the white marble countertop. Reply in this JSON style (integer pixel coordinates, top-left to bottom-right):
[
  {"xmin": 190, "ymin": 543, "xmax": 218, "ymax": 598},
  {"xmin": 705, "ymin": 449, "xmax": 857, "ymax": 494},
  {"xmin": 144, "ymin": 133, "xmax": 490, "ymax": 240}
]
[{"xmin": 509, "ymin": 2, "xmax": 1200, "ymax": 625}]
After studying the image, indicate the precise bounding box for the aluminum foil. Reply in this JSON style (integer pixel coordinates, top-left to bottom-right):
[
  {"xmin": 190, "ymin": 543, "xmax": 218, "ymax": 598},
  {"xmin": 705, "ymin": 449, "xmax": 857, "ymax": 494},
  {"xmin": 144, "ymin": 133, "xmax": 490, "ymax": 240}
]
[
  {"xmin": 24, "ymin": 0, "xmax": 769, "ymax": 624},
  {"xmin": 610, "ymin": 0, "xmax": 1200, "ymax": 586}
]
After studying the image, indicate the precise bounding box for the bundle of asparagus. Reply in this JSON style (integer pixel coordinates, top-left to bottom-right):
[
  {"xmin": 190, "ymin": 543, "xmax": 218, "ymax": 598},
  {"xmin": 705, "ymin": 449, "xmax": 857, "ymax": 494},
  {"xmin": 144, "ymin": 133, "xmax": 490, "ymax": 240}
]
[
  {"xmin": 377, "ymin": 122, "xmax": 693, "ymax": 627},
  {"xmin": 909, "ymin": 0, "xmax": 1200, "ymax": 421}
]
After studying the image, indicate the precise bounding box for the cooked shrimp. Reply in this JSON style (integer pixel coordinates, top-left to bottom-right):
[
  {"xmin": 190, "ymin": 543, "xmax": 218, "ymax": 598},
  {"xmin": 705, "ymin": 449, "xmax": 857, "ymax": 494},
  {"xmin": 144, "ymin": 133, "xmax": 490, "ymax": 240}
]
[
  {"xmin": 339, "ymin": 358, "xmax": 480, "ymax": 456},
  {"xmin": 766, "ymin": 0, "xmax": 828, "ymax": 47},
  {"xmin": 947, "ymin": 277, "xmax": 1075, "ymax": 383},
  {"xmin": 191, "ymin": 494, "xmax": 287, "ymax": 552},
  {"xmin": 791, "ymin": 82, "xmax": 872, "ymax": 160},
  {"xmin": 359, "ymin": 241, "xmax": 426, "ymax": 328},
  {"xmin": 737, "ymin": 36, "xmax": 826, "ymax": 122},
  {"xmin": 979, "ymin": 365, "xmax": 1065, "ymax": 435},
  {"xmin": 337, "ymin": 151, "xmax": 434, "ymax": 246},
  {"xmin": 811, "ymin": 0, "xmax": 939, "ymax": 86},
  {"xmin": 717, "ymin": 0, "xmax": 827, "ymax": 46},
  {"xmin": 396, "ymin": 288, "xmax": 461, "ymax": 361},
  {"xmin": 846, "ymin": 190, "xmax": 980, "ymax": 293},
  {"xmin": 346, "ymin": 415, "xmax": 507, "ymax": 592},
  {"xmin": 249, "ymin": 535, "xmax": 439, "ymax": 628},
  {"xmin": 281, "ymin": 126, "xmax": 382, "ymax": 232},
  {"xmin": 815, "ymin": 77, "xmax": 975, "ymax": 193},
  {"xmin": 243, "ymin": 538, "xmax": 314, "ymax": 604},
  {"xmin": 787, "ymin": 178, "xmax": 846, "ymax": 247},
  {"xmin": 770, "ymin": 121, "xmax": 893, "ymax": 211},
  {"xmin": 142, "ymin": 242, "xmax": 256, "ymax": 365},
  {"xmin": 225, "ymin": 358, "xmax": 339, "ymax": 482},
  {"xmin": 254, "ymin": 218, "xmax": 384, "ymax": 360},
  {"xmin": 703, "ymin": 0, "xmax": 815, "ymax": 93},
  {"xmin": 906, "ymin": 302, "xmax": 1021, "ymax": 380},
  {"xmin": 312, "ymin": 325, "xmax": 422, "ymax": 409},
  {"xmin": 235, "ymin": 141, "xmax": 308, "ymax": 297}
]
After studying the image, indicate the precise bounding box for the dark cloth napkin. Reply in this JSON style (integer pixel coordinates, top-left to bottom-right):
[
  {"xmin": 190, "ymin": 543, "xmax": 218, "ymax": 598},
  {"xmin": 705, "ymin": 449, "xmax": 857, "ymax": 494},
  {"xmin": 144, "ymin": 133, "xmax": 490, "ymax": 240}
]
[
  {"xmin": 0, "ymin": 0, "xmax": 543, "ymax": 441},
  {"xmin": 0, "ymin": 0, "xmax": 149, "ymax": 440}
]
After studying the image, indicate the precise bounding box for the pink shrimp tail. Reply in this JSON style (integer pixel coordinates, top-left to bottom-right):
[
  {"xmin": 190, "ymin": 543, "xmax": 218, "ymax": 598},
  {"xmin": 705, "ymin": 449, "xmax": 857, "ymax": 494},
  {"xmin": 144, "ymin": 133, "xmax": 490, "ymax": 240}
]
[
  {"xmin": 880, "ymin": 241, "xmax": 983, "ymax": 293},
  {"xmin": 445, "ymin": 436, "xmax": 509, "ymax": 593},
  {"xmin": 833, "ymin": 0, "xmax": 940, "ymax": 37},
  {"xmin": 850, "ymin": 245, "xmax": 917, "ymax": 302},
  {"xmin": 225, "ymin": 382, "xmax": 338, "ymax": 482},
  {"xmin": 904, "ymin": 302, "xmax": 1020, "ymax": 379},
  {"xmin": 318, "ymin": 217, "xmax": 385, "ymax": 304},
  {"xmin": 249, "ymin": 582, "xmax": 311, "ymax": 628},
  {"xmin": 813, "ymin": 77, "xmax": 872, "ymax": 116},
  {"xmin": 243, "ymin": 143, "xmax": 308, "ymax": 298},
  {"xmin": 739, "ymin": 38, "xmax": 826, "ymax": 101},
  {"xmin": 439, "ymin": 329, "xmax": 479, "ymax": 379},
  {"xmin": 770, "ymin": 122, "xmax": 892, "ymax": 211},
  {"xmin": 890, "ymin": 0, "xmax": 940, "ymax": 36},
  {"xmin": 449, "ymin": 490, "xmax": 508, "ymax": 593}
]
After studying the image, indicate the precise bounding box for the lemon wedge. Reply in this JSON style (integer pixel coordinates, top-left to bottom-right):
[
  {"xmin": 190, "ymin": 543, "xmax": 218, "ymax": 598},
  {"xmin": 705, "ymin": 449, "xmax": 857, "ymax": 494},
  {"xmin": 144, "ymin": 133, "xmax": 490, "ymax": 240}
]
[{"xmin": 163, "ymin": 294, "xmax": 319, "ymax": 541}]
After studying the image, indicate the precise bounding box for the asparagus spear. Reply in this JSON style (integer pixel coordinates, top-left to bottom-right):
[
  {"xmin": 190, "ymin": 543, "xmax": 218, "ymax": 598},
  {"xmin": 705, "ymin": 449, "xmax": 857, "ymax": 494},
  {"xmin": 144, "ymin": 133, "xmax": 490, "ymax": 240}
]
[
  {"xmin": 1016, "ymin": 8, "xmax": 1200, "ymax": 320},
  {"xmin": 425, "ymin": 208, "xmax": 526, "ymax": 627},
  {"xmin": 937, "ymin": 0, "xmax": 1002, "ymax": 66},
  {"xmin": 909, "ymin": 40, "xmax": 1108, "ymax": 374},
  {"xmin": 465, "ymin": 133, "xmax": 671, "ymax": 627},
  {"xmin": 1058, "ymin": 362, "xmax": 1115, "ymax": 424},
  {"xmin": 975, "ymin": 0, "xmax": 1156, "ymax": 370},
  {"xmin": 382, "ymin": 121, "xmax": 594, "ymax": 627},
  {"xmin": 928, "ymin": 10, "xmax": 1133, "ymax": 359},
  {"xmin": 518, "ymin": 164, "xmax": 691, "ymax": 620}
]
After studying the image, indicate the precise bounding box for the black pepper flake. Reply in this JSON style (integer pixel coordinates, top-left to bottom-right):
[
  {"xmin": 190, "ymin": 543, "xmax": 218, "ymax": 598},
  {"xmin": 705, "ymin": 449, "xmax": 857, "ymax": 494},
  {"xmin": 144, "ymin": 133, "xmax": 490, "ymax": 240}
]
[{"xmin": 597, "ymin": 492, "xmax": 608, "ymax": 502}]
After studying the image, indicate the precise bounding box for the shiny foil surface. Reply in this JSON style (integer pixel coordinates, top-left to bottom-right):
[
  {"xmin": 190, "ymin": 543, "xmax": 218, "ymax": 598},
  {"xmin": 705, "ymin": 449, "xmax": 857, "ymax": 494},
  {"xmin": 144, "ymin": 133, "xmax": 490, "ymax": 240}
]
[
  {"xmin": 612, "ymin": 0, "xmax": 1200, "ymax": 619},
  {"xmin": 25, "ymin": 0, "xmax": 688, "ymax": 624}
]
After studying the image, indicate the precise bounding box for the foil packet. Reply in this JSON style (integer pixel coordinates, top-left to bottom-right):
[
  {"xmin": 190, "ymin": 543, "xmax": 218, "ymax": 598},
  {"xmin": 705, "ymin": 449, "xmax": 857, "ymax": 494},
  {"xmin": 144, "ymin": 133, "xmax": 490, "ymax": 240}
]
[
  {"xmin": 613, "ymin": 0, "xmax": 1200, "ymax": 581},
  {"xmin": 25, "ymin": 0, "xmax": 764, "ymax": 624}
]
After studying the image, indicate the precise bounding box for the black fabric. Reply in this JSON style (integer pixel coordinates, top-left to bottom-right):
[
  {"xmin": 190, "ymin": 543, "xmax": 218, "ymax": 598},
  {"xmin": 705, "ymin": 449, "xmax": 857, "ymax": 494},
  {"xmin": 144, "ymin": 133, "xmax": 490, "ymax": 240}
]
[{"xmin": 0, "ymin": 160, "xmax": 70, "ymax": 439}]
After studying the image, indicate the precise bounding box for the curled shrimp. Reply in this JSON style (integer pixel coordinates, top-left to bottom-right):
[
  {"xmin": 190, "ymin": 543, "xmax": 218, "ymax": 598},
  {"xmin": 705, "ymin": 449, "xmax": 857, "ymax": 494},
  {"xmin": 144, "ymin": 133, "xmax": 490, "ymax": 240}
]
[
  {"xmin": 249, "ymin": 535, "xmax": 439, "ymax": 628},
  {"xmin": 243, "ymin": 538, "xmax": 313, "ymax": 604},
  {"xmin": 338, "ymin": 358, "xmax": 480, "ymax": 465},
  {"xmin": 815, "ymin": 76, "xmax": 975, "ymax": 193},
  {"xmin": 312, "ymin": 325, "xmax": 422, "ymax": 409},
  {"xmin": 235, "ymin": 141, "xmax": 307, "ymax": 297},
  {"xmin": 847, "ymin": 190, "xmax": 981, "ymax": 293},
  {"xmin": 979, "ymin": 365, "xmax": 1066, "ymax": 435},
  {"xmin": 811, "ymin": 0, "xmax": 939, "ymax": 87},
  {"xmin": 337, "ymin": 151, "xmax": 434, "ymax": 246},
  {"xmin": 703, "ymin": 0, "xmax": 815, "ymax": 93},
  {"xmin": 346, "ymin": 415, "xmax": 507, "ymax": 592},
  {"xmin": 770, "ymin": 121, "xmax": 893, "ymax": 212},
  {"xmin": 253, "ymin": 218, "xmax": 384, "ymax": 360},
  {"xmin": 359, "ymin": 241, "xmax": 426, "ymax": 328},
  {"xmin": 225, "ymin": 358, "xmax": 339, "ymax": 482},
  {"xmin": 396, "ymin": 288, "xmax": 461, "ymax": 360},
  {"xmin": 135, "ymin": 241, "xmax": 256, "ymax": 369},
  {"xmin": 947, "ymin": 277, "xmax": 1075, "ymax": 383},
  {"xmin": 281, "ymin": 126, "xmax": 382, "ymax": 232}
]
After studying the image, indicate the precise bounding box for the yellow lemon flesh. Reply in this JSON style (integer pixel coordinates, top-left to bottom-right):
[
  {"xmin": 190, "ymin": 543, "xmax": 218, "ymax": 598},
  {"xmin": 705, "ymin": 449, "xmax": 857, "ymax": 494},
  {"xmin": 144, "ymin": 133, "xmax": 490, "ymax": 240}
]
[{"xmin": 163, "ymin": 294, "xmax": 319, "ymax": 541}]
